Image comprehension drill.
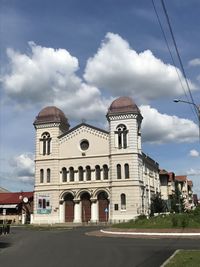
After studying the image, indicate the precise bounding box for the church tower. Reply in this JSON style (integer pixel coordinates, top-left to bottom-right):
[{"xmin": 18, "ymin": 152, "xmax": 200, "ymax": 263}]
[
  {"xmin": 107, "ymin": 96, "xmax": 144, "ymax": 221},
  {"xmin": 33, "ymin": 106, "xmax": 69, "ymax": 223}
]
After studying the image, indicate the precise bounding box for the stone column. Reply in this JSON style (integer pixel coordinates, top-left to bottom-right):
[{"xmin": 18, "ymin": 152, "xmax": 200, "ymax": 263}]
[
  {"xmin": 91, "ymin": 199, "xmax": 98, "ymax": 223},
  {"xmin": 73, "ymin": 200, "xmax": 81, "ymax": 223},
  {"xmin": 59, "ymin": 200, "xmax": 65, "ymax": 223}
]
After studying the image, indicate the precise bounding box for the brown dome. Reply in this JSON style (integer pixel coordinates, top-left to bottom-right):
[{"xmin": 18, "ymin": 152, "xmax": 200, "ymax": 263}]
[
  {"xmin": 34, "ymin": 106, "xmax": 69, "ymax": 127},
  {"xmin": 108, "ymin": 96, "xmax": 140, "ymax": 115}
]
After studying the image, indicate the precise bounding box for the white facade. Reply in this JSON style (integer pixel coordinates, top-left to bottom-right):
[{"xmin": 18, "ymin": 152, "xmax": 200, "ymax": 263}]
[{"xmin": 33, "ymin": 97, "xmax": 160, "ymax": 224}]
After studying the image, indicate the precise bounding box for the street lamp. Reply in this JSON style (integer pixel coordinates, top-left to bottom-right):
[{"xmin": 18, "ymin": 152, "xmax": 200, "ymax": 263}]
[{"xmin": 173, "ymin": 99, "xmax": 200, "ymax": 140}]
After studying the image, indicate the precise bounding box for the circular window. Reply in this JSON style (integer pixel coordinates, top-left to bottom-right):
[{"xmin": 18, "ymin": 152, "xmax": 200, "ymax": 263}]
[{"xmin": 80, "ymin": 140, "xmax": 89, "ymax": 151}]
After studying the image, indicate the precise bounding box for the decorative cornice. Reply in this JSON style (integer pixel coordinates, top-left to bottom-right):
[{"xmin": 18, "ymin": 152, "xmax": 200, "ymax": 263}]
[
  {"xmin": 108, "ymin": 113, "xmax": 138, "ymax": 121},
  {"xmin": 34, "ymin": 123, "xmax": 60, "ymax": 129}
]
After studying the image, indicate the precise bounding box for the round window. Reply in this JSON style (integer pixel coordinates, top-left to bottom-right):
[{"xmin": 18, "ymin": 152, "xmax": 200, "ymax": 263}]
[{"xmin": 80, "ymin": 140, "xmax": 89, "ymax": 151}]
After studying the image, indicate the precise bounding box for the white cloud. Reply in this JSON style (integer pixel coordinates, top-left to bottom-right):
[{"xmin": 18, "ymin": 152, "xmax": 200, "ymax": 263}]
[
  {"xmin": 189, "ymin": 58, "xmax": 200, "ymax": 67},
  {"xmin": 186, "ymin": 168, "xmax": 200, "ymax": 176},
  {"xmin": 140, "ymin": 105, "xmax": 199, "ymax": 144},
  {"xmin": 11, "ymin": 153, "xmax": 34, "ymax": 183},
  {"xmin": 189, "ymin": 149, "xmax": 199, "ymax": 157},
  {"xmin": 84, "ymin": 33, "xmax": 196, "ymax": 102},
  {"xmin": 1, "ymin": 42, "xmax": 108, "ymax": 121}
]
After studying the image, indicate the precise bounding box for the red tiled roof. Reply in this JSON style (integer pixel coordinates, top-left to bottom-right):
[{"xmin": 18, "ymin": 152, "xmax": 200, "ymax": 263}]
[
  {"xmin": 0, "ymin": 192, "xmax": 33, "ymax": 204},
  {"xmin": 175, "ymin": 175, "xmax": 187, "ymax": 182}
]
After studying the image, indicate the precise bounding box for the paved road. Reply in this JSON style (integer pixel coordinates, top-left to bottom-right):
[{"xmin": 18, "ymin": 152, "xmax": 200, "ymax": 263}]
[{"xmin": 0, "ymin": 227, "xmax": 200, "ymax": 267}]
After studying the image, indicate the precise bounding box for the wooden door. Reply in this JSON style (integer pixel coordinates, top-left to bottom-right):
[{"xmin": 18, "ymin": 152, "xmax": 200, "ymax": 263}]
[{"xmin": 65, "ymin": 200, "xmax": 74, "ymax": 222}]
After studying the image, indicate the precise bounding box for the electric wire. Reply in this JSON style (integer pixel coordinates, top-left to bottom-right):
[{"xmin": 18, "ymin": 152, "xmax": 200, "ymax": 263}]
[
  {"xmin": 151, "ymin": 0, "xmax": 198, "ymax": 122},
  {"xmin": 151, "ymin": 0, "xmax": 189, "ymax": 101},
  {"xmin": 160, "ymin": 0, "xmax": 199, "ymax": 121}
]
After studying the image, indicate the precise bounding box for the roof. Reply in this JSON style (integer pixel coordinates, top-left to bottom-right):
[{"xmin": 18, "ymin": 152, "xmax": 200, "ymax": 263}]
[
  {"xmin": 159, "ymin": 170, "xmax": 175, "ymax": 182},
  {"xmin": 107, "ymin": 96, "xmax": 140, "ymax": 115},
  {"xmin": 34, "ymin": 106, "xmax": 69, "ymax": 128},
  {"xmin": 175, "ymin": 175, "xmax": 187, "ymax": 182},
  {"xmin": 0, "ymin": 187, "xmax": 9, "ymax": 193},
  {"xmin": 59, "ymin": 122, "xmax": 109, "ymax": 139},
  {"xmin": 0, "ymin": 192, "xmax": 33, "ymax": 205}
]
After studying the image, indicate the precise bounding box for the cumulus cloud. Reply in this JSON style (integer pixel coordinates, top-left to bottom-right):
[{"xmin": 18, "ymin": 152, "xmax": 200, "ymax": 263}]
[
  {"xmin": 10, "ymin": 153, "xmax": 34, "ymax": 183},
  {"xmin": 84, "ymin": 33, "xmax": 196, "ymax": 102},
  {"xmin": 189, "ymin": 58, "xmax": 200, "ymax": 67},
  {"xmin": 189, "ymin": 149, "xmax": 199, "ymax": 157},
  {"xmin": 1, "ymin": 42, "xmax": 108, "ymax": 121},
  {"xmin": 140, "ymin": 105, "xmax": 199, "ymax": 144}
]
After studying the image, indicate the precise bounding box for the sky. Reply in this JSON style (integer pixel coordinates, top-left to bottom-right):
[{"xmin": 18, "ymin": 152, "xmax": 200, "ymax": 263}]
[{"xmin": 0, "ymin": 0, "xmax": 200, "ymax": 196}]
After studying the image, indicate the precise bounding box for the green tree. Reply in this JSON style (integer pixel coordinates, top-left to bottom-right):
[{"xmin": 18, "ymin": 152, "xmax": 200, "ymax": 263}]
[
  {"xmin": 170, "ymin": 181, "xmax": 185, "ymax": 213},
  {"xmin": 150, "ymin": 192, "xmax": 167, "ymax": 216}
]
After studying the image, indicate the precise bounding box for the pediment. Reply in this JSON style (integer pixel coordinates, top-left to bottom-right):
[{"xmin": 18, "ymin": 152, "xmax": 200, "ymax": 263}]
[{"xmin": 59, "ymin": 123, "xmax": 109, "ymax": 143}]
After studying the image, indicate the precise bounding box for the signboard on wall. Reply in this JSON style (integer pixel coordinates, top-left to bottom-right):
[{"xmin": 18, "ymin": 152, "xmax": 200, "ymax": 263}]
[{"xmin": 37, "ymin": 194, "xmax": 52, "ymax": 214}]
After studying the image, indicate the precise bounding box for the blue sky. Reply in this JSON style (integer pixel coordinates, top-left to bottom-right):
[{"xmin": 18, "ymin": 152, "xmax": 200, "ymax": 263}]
[{"xmin": 0, "ymin": 0, "xmax": 200, "ymax": 196}]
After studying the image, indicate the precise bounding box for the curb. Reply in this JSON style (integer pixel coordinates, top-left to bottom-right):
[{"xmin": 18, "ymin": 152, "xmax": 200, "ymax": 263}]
[
  {"xmin": 160, "ymin": 249, "xmax": 180, "ymax": 267},
  {"xmin": 100, "ymin": 229, "xmax": 200, "ymax": 237}
]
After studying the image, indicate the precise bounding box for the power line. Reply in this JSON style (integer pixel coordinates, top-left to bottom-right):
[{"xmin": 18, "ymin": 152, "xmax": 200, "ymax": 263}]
[
  {"xmin": 151, "ymin": 0, "xmax": 198, "ymax": 121},
  {"xmin": 160, "ymin": 0, "xmax": 199, "ymax": 121}
]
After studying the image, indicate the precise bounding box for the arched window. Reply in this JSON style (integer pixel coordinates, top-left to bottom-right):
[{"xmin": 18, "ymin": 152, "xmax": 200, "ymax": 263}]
[
  {"xmin": 40, "ymin": 169, "xmax": 44, "ymax": 183},
  {"xmin": 47, "ymin": 168, "xmax": 51, "ymax": 183},
  {"xmin": 103, "ymin": 164, "xmax": 109, "ymax": 180},
  {"xmin": 41, "ymin": 132, "xmax": 51, "ymax": 155},
  {"xmin": 124, "ymin": 164, "xmax": 129, "ymax": 179},
  {"xmin": 62, "ymin": 167, "xmax": 67, "ymax": 182},
  {"xmin": 95, "ymin": 165, "xmax": 101, "ymax": 180},
  {"xmin": 115, "ymin": 124, "xmax": 128, "ymax": 149},
  {"xmin": 117, "ymin": 164, "xmax": 121, "ymax": 179},
  {"xmin": 121, "ymin": 193, "xmax": 126, "ymax": 210},
  {"xmin": 69, "ymin": 167, "xmax": 74, "ymax": 182},
  {"xmin": 78, "ymin": 166, "xmax": 84, "ymax": 181},
  {"xmin": 86, "ymin": 166, "xmax": 91, "ymax": 181}
]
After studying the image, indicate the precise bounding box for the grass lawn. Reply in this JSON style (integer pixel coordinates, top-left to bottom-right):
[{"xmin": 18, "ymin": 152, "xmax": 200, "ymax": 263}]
[
  {"xmin": 113, "ymin": 214, "xmax": 200, "ymax": 229},
  {"xmin": 165, "ymin": 250, "xmax": 200, "ymax": 267}
]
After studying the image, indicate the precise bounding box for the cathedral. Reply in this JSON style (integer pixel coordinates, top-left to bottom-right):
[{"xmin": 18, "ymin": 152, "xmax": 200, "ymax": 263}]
[{"xmin": 32, "ymin": 96, "xmax": 160, "ymax": 224}]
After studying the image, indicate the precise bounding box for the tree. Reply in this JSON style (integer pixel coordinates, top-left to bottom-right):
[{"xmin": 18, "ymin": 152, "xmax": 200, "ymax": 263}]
[
  {"xmin": 150, "ymin": 192, "xmax": 167, "ymax": 216},
  {"xmin": 170, "ymin": 182, "xmax": 185, "ymax": 213}
]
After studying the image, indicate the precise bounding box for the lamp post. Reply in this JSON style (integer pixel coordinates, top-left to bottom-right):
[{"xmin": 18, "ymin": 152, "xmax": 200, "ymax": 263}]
[{"xmin": 173, "ymin": 99, "xmax": 200, "ymax": 140}]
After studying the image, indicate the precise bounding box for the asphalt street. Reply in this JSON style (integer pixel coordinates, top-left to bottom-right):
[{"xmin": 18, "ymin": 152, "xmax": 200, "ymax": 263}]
[{"xmin": 0, "ymin": 227, "xmax": 200, "ymax": 267}]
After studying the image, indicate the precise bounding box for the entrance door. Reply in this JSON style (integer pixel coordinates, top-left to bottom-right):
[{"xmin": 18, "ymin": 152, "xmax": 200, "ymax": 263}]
[
  {"xmin": 81, "ymin": 193, "xmax": 91, "ymax": 222},
  {"xmin": 98, "ymin": 192, "xmax": 109, "ymax": 222},
  {"xmin": 64, "ymin": 194, "xmax": 74, "ymax": 222}
]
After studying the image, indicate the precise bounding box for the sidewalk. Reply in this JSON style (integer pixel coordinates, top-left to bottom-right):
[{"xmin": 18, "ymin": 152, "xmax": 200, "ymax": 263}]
[{"xmin": 87, "ymin": 227, "xmax": 200, "ymax": 239}]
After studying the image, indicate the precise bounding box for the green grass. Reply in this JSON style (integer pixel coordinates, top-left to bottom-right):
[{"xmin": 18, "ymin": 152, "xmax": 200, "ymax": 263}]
[
  {"xmin": 113, "ymin": 213, "xmax": 200, "ymax": 229},
  {"xmin": 165, "ymin": 250, "xmax": 200, "ymax": 267}
]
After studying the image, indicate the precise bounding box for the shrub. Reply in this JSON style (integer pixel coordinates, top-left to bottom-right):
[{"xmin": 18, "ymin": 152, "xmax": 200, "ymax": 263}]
[
  {"xmin": 137, "ymin": 215, "xmax": 147, "ymax": 220},
  {"xmin": 181, "ymin": 216, "xmax": 189, "ymax": 228},
  {"xmin": 171, "ymin": 215, "xmax": 178, "ymax": 227}
]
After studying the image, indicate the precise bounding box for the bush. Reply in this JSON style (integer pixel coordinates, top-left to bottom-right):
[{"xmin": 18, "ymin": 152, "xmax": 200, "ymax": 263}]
[
  {"xmin": 137, "ymin": 215, "xmax": 147, "ymax": 220},
  {"xmin": 171, "ymin": 215, "xmax": 178, "ymax": 227},
  {"xmin": 181, "ymin": 216, "xmax": 189, "ymax": 228}
]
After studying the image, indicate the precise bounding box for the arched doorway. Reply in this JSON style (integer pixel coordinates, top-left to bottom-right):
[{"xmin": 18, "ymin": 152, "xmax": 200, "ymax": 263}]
[
  {"xmin": 81, "ymin": 192, "xmax": 91, "ymax": 222},
  {"xmin": 98, "ymin": 191, "xmax": 109, "ymax": 222},
  {"xmin": 64, "ymin": 193, "xmax": 74, "ymax": 222}
]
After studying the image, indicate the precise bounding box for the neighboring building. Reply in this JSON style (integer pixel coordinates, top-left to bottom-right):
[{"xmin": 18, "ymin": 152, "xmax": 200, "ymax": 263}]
[
  {"xmin": 193, "ymin": 194, "xmax": 198, "ymax": 206},
  {"xmin": 0, "ymin": 192, "xmax": 33, "ymax": 224},
  {"xmin": 175, "ymin": 175, "xmax": 194, "ymax": 210},
  {"xmin": 32, "ymin": 96, "xmax": 160, "ymax": 224},
  {"xmin": 0, "ymin": 187, "xmax": 9, "ymax": 193},
  {"xmin": 159, "ymin": 169, "xmax": 175, "ymax": 210}
]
